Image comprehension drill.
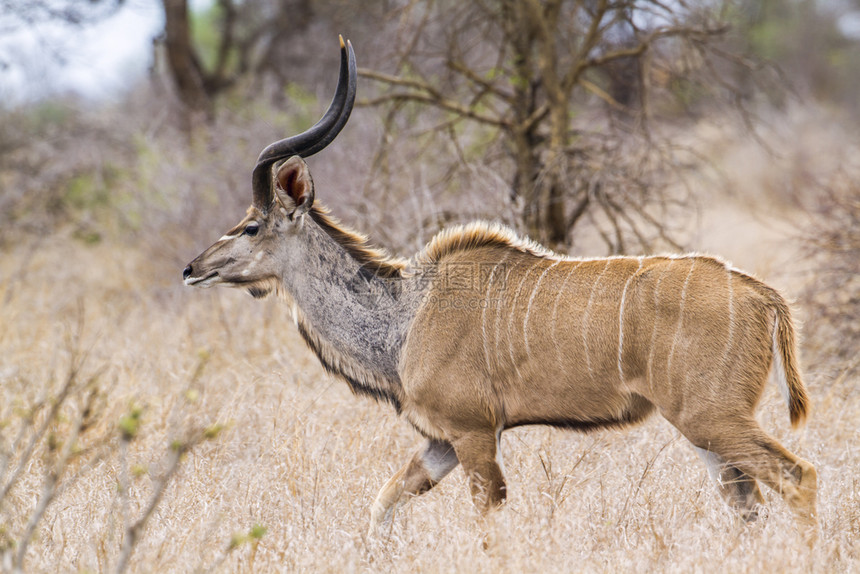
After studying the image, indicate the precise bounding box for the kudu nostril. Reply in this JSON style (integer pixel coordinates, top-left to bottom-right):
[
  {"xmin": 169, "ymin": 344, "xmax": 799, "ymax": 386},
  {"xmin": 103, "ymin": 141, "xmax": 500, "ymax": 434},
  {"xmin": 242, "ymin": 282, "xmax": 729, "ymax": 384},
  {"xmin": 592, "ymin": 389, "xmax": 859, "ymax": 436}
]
[{"xmin": 183, "ymin": 264, "xmax": 193, "ymax": 280}]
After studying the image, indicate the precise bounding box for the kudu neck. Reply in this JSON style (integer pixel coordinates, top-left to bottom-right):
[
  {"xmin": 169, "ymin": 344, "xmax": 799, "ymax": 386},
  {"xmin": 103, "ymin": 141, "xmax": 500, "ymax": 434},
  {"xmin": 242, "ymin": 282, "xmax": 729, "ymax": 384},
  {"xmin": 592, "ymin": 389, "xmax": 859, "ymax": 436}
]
[{"xmin": 279, "ymin": 217, "xmax": 412, "ymax": 384}]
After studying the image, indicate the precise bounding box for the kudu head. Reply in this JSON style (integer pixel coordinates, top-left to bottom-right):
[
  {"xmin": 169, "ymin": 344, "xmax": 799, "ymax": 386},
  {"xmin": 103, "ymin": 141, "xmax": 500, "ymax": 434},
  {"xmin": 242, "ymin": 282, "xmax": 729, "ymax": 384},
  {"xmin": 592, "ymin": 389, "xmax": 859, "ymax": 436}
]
[{"xmin": 183, "ymin": 37, "xmax": 356, "ymax": 297}]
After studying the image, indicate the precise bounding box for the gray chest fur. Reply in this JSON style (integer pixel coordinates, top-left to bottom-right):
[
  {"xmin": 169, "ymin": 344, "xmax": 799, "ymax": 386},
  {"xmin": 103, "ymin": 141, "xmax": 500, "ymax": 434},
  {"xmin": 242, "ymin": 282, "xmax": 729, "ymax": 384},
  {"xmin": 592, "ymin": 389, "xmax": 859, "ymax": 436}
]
[{"xmin": 281, "ymin": 222, "xmax": 426, "ymax": 387}]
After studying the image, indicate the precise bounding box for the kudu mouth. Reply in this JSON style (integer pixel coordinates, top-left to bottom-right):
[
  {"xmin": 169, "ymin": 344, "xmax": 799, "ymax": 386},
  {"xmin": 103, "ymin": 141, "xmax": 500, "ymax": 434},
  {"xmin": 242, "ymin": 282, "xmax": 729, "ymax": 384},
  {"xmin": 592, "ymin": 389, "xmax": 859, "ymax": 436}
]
[{"xmin": 182, "ymin": 266, "xmax": 218, "ymax": 287}]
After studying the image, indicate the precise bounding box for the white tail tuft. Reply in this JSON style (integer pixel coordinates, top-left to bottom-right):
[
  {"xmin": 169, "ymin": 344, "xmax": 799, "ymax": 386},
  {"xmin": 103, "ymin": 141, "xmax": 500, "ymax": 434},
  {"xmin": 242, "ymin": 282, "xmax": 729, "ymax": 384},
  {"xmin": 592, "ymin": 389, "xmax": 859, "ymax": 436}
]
[{"xmin": 772, "ymin": 315, "xmax": 791, "ymax": 408}]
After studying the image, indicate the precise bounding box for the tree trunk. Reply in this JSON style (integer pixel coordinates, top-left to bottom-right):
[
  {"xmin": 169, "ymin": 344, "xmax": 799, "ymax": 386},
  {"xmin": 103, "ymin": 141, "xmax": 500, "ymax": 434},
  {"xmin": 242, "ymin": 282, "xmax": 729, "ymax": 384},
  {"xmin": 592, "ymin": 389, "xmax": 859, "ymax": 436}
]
[
  {"xmin": 544, "ymin": 89, "xmax": 570, "ymax": 246},
  {"xmin": 501, "ymin": 0, "xmax": 541, "ymax": 238},
  {"xmin": 527, "ymin": 0, "xmax": 568, "ymax": 246},
  {"xmin": 161, "ymin": 0, "xmax": 212, "ymax": 122}
]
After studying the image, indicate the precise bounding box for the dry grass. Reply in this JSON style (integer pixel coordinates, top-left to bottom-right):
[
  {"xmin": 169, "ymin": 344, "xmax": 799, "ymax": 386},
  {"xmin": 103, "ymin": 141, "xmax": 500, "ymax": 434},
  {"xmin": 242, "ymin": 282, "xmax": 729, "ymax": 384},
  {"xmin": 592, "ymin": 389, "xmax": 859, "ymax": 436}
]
[
  {"xmin": 0, "ymin": 219, "xmax": 858, "ymax": 573},
  {"xmin": 2, "ymin": 104, "xmax": 859, "ymax": 572}
]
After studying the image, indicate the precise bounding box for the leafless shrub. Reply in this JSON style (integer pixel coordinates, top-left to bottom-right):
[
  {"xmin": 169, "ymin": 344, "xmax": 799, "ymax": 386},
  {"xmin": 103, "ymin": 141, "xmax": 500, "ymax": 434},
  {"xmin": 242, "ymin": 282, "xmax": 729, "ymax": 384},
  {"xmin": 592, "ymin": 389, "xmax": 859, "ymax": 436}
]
[
  {"xmin": 0, "ymin": 99, "xmax": 137, "ymax": 246},
  {"xmin": 0, "ymin": 304, "xmax": 246, "ymax": 573},
  {"xmin": 0, "ymin": 314, "xmax": 110, "ymax": 572},
  {"xmin": 797, "ymin": 173, "xmax": 860, "ymax": 370}
]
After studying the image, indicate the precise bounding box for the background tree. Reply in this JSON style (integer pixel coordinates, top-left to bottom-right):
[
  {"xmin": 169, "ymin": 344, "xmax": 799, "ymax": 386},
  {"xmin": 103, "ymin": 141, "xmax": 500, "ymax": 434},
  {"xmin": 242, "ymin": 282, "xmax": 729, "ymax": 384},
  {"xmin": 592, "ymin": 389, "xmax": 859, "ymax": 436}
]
[
  {"xmin": 358, "ymin": 0, "xmax": 781, "ymax": 251},
  {"xmin": 157, "ymin": 0, "xmax": 365, "ymax": 122},
  {"xmin": 158, "ymin": 0, "xmax": 311, "ymax": 122}
]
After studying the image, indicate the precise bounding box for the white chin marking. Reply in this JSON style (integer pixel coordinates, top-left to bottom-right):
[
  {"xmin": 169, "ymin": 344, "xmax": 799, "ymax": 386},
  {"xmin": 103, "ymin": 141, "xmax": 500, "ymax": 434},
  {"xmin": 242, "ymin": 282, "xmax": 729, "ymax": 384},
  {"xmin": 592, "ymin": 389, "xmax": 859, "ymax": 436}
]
[{"xmin": 185, "ymin": 275, "xmax": 220, "ymax": 288}]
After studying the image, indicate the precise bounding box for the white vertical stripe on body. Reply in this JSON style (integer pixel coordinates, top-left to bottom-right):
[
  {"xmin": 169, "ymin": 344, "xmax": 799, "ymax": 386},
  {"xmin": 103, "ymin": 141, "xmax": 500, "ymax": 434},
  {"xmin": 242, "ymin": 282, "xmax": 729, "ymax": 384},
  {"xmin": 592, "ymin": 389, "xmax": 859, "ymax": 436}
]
[
  {"xmin": 720, "ymin": 264, "xmax": 735, "ymax": 370},
  {"xmin": 481, "ymin": 253, "xmax": 511, "ymax": 375},
  {"xmin": 494, "ymin": 259, "xmax": 517, "ymax": 360},
  {"xmin": 666, "ymin": 260, "xmax": 696, "ymax": 385},
  {"xmin": 507, "ymin": 262, "xmax": 543, "ymax": 380},
  {"xmin": 552, "ymin": 260, "xmax": 584, "ymax": 370},
  {"xmin": 647, "ymin": 260, "xmax": 674, "ymax": 392},
  {"xmin": 524, "ymin": 260, "xmax": 561, "ymax": 357},
  {"xmin": 583, "ymin": 260, "xmax": 612, "ymax": 382},
  {"xmin": 618, "ymin": 258, "xmax": 644, "ymax": 385}
]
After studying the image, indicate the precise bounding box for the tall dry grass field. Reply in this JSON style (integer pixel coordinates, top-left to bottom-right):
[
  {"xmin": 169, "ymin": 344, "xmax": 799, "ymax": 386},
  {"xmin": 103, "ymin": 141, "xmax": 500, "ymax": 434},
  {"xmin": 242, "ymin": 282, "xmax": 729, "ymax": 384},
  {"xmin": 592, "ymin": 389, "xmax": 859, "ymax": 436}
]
[{"xmin": 1, "ymin": 114, "xmax": 859, "ymax": 572}]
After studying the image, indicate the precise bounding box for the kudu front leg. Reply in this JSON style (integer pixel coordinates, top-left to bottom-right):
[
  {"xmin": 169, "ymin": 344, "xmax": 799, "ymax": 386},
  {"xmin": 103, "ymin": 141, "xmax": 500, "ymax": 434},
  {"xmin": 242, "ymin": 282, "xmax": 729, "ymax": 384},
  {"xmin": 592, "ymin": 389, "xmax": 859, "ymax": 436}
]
[
  {"xmin": 368, "ymin": 439, "xmax": 459, "ymax": 535},
  {"xmin": 452, "ymin": 430, "xmax": 506, "ymax": 514}
]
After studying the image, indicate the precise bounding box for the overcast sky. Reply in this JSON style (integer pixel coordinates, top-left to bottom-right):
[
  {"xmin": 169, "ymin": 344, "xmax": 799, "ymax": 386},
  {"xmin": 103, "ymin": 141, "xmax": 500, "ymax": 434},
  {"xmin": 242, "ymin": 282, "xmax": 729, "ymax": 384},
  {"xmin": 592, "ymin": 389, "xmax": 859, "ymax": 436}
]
[{"xmin": 0, "ymin": 0, "xmax": 213, "ymax": 106}]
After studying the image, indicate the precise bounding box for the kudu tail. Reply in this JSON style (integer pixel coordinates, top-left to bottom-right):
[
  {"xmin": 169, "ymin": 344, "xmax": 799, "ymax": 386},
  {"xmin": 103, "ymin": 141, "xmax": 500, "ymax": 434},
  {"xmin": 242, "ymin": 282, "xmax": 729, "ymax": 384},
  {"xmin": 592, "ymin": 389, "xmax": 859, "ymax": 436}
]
[{"xmin": 771, "ymin": 297, "xmax": 810, "ymax": 429}]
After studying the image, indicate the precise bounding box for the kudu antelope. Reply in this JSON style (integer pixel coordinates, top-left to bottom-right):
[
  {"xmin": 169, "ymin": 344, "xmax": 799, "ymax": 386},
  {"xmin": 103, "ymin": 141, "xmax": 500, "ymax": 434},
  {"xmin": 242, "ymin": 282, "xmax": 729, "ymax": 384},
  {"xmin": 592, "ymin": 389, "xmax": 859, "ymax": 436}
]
[{"xmin": 183, "ymin": 37, "xmax": 818, "ymax": 541}]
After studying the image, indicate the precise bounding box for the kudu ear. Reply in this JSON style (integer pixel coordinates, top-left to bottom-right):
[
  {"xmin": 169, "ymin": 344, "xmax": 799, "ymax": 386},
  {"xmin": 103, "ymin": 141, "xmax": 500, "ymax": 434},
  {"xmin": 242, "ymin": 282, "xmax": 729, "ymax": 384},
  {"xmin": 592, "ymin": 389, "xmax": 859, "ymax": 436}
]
[{"xmin": 274, "ymin": 156, "xmax": 315, "ymax": 220}]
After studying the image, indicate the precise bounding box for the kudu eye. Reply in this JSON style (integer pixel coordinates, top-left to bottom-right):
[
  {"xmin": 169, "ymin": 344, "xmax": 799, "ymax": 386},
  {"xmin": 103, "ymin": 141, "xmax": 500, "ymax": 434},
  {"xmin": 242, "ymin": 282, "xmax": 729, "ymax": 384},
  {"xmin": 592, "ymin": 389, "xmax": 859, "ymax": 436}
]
[{"xmin": 244, "ymin": 223, "xmax": 259, "ymax": 237}]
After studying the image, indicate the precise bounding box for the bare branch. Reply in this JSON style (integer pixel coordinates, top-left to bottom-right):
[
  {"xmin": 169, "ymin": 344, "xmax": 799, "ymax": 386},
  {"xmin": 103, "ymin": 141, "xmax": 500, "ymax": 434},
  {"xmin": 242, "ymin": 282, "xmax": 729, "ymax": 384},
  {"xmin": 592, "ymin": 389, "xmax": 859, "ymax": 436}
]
[
  {"xmin": 571, "ymin": 0, "xmax": 609, "ymax": 87},
  {"xmin": 359, "ymin": 69, "xmax": 509, "ymax": 128},
  {"xmin": 115, "ymin": 445, "xmax": 185, "ymax": 574},
  {"xmin": 14, "ymin": 387, "xmax": 96, "ymax": 569},
  {"xmin": 447, "ymin": 59, "xmax": 514, "ymax": 104},
  {"xmin": 0, "ymin": 359, "xmax": 81, "ymax": 510},
  {"xmin": 579, "ymin": 78, "xmax": 629, "ymax": 111},
  {"xmin": 358, "ymin": 68, "xmax": 444, "ymax": 99},
  {"xmin": 568, "ymin": 22, "xmax": 729, "ymax": 89},
  {"xmin": 520, "ymin": 103, "xmax": 550, "ymax": 135}
]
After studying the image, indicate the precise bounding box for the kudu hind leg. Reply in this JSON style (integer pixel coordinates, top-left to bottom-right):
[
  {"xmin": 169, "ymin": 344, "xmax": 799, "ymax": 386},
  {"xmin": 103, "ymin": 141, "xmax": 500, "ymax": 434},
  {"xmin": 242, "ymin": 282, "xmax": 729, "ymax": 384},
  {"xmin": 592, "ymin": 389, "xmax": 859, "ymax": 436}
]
[
  {"xmin": 684, "ymin": 419, "xmax": 817, "ymax": 540},
  {"xmin": 694, "ymin": 447, "xmax": 764, "ymax": 522},
  {"xmin": 369, "ymin": 439, "xmax": 459, "ymax": 534},
  {"xmin": 737, "ymin": 429, "xmax": 818, "ymax": 538}
]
